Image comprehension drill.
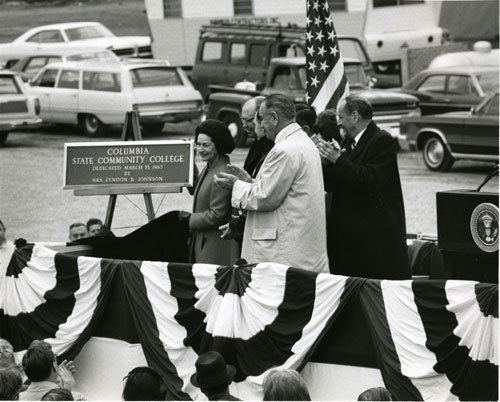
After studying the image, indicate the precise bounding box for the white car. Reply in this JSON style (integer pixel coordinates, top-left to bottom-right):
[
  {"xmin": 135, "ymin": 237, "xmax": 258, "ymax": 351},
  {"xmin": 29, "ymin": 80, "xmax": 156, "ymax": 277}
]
[
  {"xmin": 0, "ymin": 22, "xmax": 151, "ymax": 68},
  {"xmin": 29, "ymin": 59, "xmax": 203, "ymax": 137},
  {"xmin": 0, "ymin": 71, "xmax": 42, "ymax": 145}
]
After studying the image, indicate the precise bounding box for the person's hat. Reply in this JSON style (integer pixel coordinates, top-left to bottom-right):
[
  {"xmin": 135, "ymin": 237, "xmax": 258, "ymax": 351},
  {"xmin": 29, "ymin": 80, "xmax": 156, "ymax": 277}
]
[
  {"xmin": 190, "ymin": 351, "xmax": 236, "ymax": 388},
  {"xmin": 195, "ymin": 119, "xmax": 235, "ymax": 155}
]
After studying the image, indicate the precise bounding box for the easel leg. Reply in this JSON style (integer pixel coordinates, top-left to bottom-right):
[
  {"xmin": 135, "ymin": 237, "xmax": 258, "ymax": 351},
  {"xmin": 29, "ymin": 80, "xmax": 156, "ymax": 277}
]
[
  {"xmin": 144, "ymin": 193, "xmax": 155, "ymax": 222},
  {"xmin": 105, "ymin": 194, "xmax": 117, "ymax": 228}
]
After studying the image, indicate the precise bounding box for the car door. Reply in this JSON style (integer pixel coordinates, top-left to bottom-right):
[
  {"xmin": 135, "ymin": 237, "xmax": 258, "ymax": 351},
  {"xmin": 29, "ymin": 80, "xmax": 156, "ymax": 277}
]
[
  {"xmin": 413, "ymin": 74, "xmax": 448, "ymax": 115},
  {"xmin": 50, "ymin": 69, "xmax": 80, "ymax": 123},
  {"xmin": 29, "ymin": 68, "xmax": 59, "ymax": 120},
  {"xmin": 79, "ymin": 70, "xmax": 127, "ymax": 125},
  {"xmin": 227, "ymin": 41, "xmax": 248, "ymax": 85},
  {"xmin": 191, "ymin": 39, "xmax": 228, "ymax": 99},
  {"xmin": 247, "ymin": 42, "xmax": 270, "ymax": 89},
  {"xmin": 461, "ymin": 94, "xmax": 499, "ymax": 156},
  {"xmin": 444, "ymin": 74, "xmax": 483, "ymax": 112}
]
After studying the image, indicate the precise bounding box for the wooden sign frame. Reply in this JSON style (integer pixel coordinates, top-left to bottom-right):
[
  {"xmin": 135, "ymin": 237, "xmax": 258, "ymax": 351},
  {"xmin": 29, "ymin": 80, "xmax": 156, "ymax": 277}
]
[{"xmin": 67, "ymin": 111, "xmax": 192, "ymax": 227}]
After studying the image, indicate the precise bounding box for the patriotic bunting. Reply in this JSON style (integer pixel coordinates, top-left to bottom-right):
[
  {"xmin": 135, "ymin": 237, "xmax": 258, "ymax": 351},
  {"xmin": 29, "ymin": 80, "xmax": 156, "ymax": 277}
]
[{"xmin": 0, "ymin": 239, "xmax": 497, "ymax": 400}]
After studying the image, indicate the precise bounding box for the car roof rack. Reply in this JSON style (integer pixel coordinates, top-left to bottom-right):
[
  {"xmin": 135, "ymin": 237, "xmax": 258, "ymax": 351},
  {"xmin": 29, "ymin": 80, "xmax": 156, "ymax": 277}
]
[{"xmin": 200, "ymin": 18, "xmax": 305, "ymax": 40}]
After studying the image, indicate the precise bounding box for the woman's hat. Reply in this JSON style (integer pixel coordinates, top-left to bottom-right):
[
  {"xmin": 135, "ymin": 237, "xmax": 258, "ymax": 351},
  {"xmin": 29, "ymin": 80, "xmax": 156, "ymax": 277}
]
[
  {"xmin": 195, "ymin": 119, "xmax": 235, "ymax": 155},
  {"xmin": 190, "ymin": 351, "xmax": 237, "ymax": 388}
]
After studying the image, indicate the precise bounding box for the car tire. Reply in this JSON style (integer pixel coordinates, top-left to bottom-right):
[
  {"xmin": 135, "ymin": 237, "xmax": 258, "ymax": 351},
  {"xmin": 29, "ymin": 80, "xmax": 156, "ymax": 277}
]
[
  {"xmin": 422, "ymin": 136, "xmax": 454, "ymax": 172},
  {"xmin": 142, "ymin": 123, "xmax": 164, "ymax": 136},
  {"xmin": 0, "ymin": 132, "xmax": 8, "ymax": 146},
  {"xmin": 82, "ymin": 114, "xmax": 106, "ymax": 137},
  {"xmin": 222, "ymin": 113, "xmax": 246, "ymax": 147}
]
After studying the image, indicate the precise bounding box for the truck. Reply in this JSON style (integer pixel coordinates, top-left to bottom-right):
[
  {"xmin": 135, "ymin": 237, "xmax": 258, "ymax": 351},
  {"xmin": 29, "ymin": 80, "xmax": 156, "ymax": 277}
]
[
  {"xmin": 207, "ymin": 56, "xmax": 420, "ymax": 147},
  {"xmin": 190, "ymin": 20, "xmax": 375, "ymax": 101}
]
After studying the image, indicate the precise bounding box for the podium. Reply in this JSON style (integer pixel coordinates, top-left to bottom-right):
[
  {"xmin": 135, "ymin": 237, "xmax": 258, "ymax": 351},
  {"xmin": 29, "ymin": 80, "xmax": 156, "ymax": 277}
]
[{"xmin": 436, "ymin": 190, "xmax": 498, "ymax": 283}]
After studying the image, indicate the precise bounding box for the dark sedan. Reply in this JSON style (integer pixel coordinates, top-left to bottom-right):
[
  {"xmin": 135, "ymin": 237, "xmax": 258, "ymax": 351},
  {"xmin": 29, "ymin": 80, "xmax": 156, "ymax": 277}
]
[
  {"xmin": 400, "ymin": 66, "xmax": 498, "ymax": 115},
  {"xmin": 400, "ymin": 92, "xmax": 499, "ymax": 171}
]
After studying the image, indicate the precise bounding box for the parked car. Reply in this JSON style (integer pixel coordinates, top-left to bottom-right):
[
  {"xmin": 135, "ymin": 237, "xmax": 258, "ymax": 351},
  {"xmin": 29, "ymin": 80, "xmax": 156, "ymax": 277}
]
[
  {"xmin": 428, "ymin": 41, "xmax": 499, "ymax": 69},
  {"xmin": 9, "ymin": 48, "xmax": 119, "ymax": 82},
  {"xmin": 28, "ymin": 59, "xmax": 203, "ymax": 137},
  {"xmin": 0, "ymin": 22, "xmax": 151, "ymax": 68},
  {"xmin": 0, "ymin": 71, "xmax": 42, "ymax": 146},
  {"xmin": 400, "ymin": 92, "xmax": 499, "ymax": 171},
  {"xmin": 400, "ymin": 66, "xmax": 499, "ymax": 115}
]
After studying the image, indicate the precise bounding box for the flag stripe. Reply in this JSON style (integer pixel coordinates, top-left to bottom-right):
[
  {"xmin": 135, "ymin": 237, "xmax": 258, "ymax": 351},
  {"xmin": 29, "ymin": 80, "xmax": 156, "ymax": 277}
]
[
  {"xmin": 122, "ymin": 260, "xmax": 193, "ymax": 401},
  {"xmin": 311, "ymin": 60, "xmax": 348, "ymax": 111},
  {"xmin": 413, "ymin": 280, "xmax": 499, "ymax": 401},
  {"xmin": 359, "ymin": 280, "xmax": 423, "ymax": 401},
  {"xmin": 381, "ymin": 280, "xmax": 455, "ymax": 401}
]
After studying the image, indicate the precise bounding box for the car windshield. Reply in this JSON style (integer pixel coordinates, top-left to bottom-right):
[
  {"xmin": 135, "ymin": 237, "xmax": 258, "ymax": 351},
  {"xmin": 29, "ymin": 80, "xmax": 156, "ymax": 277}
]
[
  {"xmin": 0, "ymin": 76, "xmax": 21, "ymax": 94},
  {"xmin": 344, "ymin": 63, "xmax": 367, "ymax": 87},
  {"xmin": 65, "ymin": 25, "xmax": 114, "ymax": 41},
  {"xmin": 338, "ymin": 39, "xmax": 369, "ymax": 69},
  {"xmin": 130, "ymin": 67, "xmax": 182, "ymax": 88},
  {"xmin": 477, "ymin": 71, "xmax": 499, "ymax": 95},
  {"xmin": 67, "ymin": 51, "xmax": 118, "ymax": 62}
]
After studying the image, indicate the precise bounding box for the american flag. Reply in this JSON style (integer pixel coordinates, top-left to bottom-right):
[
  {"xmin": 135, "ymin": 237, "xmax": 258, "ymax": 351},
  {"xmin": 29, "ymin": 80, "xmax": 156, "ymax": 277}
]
[{"xmin": 305, "ymin": 0, "xmax": 349, "ymax": 112}]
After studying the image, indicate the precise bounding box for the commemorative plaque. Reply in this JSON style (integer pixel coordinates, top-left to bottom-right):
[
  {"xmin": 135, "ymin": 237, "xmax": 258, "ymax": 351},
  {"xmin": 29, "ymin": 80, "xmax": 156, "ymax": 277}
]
[{"xmin": 64, "ymin": 140, "xmax": 194, "ymax": 190}]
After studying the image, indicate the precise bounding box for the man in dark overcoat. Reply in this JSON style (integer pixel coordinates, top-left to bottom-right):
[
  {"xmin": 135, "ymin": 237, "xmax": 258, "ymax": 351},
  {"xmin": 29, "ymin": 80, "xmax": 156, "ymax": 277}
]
[{"xmin": 316, "ymin": 95, "xmax": 411, "ymax": 280}]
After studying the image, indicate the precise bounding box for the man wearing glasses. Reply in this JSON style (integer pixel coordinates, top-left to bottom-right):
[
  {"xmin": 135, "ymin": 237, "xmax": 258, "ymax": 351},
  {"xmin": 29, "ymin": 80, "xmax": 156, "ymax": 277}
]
[
  {"xmin": 241, "ymin": 96, "xmax": 274, "ymax": 179},
  {"xmin": 215, "ymin": 94, "xmax": 328, "ymax": 273}
]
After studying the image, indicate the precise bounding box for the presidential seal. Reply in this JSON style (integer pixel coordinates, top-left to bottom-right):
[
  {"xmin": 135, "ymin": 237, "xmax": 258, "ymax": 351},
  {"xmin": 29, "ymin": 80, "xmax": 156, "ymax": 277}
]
[{"xmin": 470, "ymin": 203, "xmax": 499, "ymax": 253}]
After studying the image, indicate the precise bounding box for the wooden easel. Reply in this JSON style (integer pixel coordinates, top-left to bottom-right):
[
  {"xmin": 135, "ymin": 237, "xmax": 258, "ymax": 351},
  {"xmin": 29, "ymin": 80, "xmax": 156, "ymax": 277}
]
[{"xmin": 102, "ymin": 111, "xmax": 155, "ymax": 227}]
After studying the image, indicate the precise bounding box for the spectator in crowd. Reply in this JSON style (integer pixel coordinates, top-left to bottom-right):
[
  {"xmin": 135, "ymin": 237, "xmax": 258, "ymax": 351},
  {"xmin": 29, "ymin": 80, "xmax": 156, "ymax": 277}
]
[
  {"xmin": 215, "ymin": 94, "xmax": 329, "ymax": 273},
  {"xmin": 295, "ymin": 104, "xmax": 317, "ymax": 137},
  {"xmin": 190, "ymin": 351, "xmax": 240, "ymax": 401},
  {"xmin": 188, "ymin": 119, "xmax": 238, "ymax": 265},
  {"xmin": 122, "ymin": 366, "xmax": 166, "ymax": 401},
  {"xmin": 41, "ymin": 388, "xmax": 74, "ymax": 401},
  {"xmin": 0, "ymin": 219, "xmax": 16, "ymax": 292},
  {"xmin": 0, "ymin": 339, "xmax": 13, "ymax": 354},
  {"xmin": 262, "ymin": 368, "xmax": 311, "ymax": 401},
  {"xmin": 358, "ymin": 387, "xmax": 393, "ymax": 401},
  {"xmin": 220, "ymin": 96, "xmax": 274, "ymax": 244},
  {"xmin": 0, "ymin": 344, "xmax": 25, "ymax": 389},
  {"xmin": 316, "ymin": 95, "xmax": 411, "ymax": 279},
  {"xmin": 0, "ymin": 347, "xmax": 17, "ymax": 370},
  {"xmin": 19, "ymin": 340, "xmax": 84, "ymax": 401},
  {"xmin": 313, "ymin": 109, "xmax": 341, "ymax": 143},
  {"xmin": 86, "ymin": 219, "xmax": 103, "ymax": 237},
  {"xmin": 68, "ymin": 223, "xmax": 88, "ymax": 242},
  {"xmin": 0, "ymin": 368, "xmax": 23, "ymax": 401},
  {"xmin": 241, "ymin": 96, "xmax": 274, "ymax": 179}
]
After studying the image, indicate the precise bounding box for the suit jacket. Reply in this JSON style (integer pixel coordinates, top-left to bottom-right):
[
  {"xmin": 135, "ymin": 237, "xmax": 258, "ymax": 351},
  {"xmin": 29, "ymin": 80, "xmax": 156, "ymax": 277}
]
[
  {"xmin": 323, "ymin": 121, "xmax": 411, "ymax": 280},
  {"xmin": 232, "ymin": 123, "xmax": 329, "ymax": 273},
  {"xmin": 189, "ymin": 155, "xmax": 237, "ymax": 265},
  {"xmin": 243, "ymin": 136, "xmax": 274, "ymax": 178}
]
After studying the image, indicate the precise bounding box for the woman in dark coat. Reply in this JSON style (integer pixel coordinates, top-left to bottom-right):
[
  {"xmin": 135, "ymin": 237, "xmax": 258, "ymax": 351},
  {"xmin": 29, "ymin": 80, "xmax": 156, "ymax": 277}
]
[{"xmin": 189, "ymin": 119, "xmax": 237, "ymax": 265}]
